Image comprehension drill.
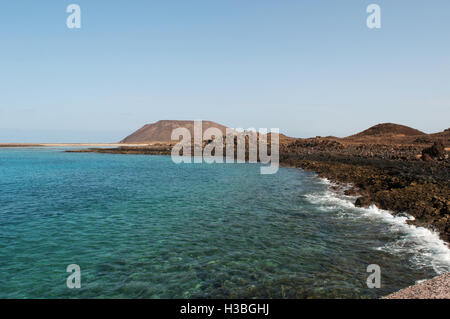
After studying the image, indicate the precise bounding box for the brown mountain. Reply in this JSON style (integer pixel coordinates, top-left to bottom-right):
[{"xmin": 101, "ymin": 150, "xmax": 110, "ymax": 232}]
[
  {"xmin": 120, "ymin": 120, "xmax": 229, "ymax": 143},
  {"xmin": 350, "ymin": 123, "xmax": 425, "ymax": 138}
]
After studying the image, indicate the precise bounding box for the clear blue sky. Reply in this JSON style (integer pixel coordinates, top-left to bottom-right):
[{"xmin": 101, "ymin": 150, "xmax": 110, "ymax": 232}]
[{"xmin": 0, "ymin": 0, "xmax": 449, "ymax": 142}]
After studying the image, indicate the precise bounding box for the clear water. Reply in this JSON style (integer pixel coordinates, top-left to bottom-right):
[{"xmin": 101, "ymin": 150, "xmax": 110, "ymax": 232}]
[{"xmin": 0, "ymin": 148, "xmax": 449, "ymax": 299}]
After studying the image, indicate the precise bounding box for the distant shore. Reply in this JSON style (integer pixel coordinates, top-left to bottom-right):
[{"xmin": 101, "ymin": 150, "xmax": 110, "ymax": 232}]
[{"xmin": 0, "ymin": 143, "xmax": 148, "ymax": 148}]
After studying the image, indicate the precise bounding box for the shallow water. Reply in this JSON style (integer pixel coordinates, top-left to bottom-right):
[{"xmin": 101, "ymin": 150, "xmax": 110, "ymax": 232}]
[{"xmin": 0, "ymin": 148, "xmax": 449, "ymax": 298}]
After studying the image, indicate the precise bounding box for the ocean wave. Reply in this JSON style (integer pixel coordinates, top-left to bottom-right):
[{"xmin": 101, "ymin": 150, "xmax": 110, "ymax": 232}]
[{"xmin": 304, "ymin": 182, "xmax": 450, "ymax": 275}]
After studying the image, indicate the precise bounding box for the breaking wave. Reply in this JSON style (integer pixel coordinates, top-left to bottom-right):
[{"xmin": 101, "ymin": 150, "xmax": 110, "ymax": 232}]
[{"xmin": 304, "ymin": 178, "xmax": 450, "ymax": 275}]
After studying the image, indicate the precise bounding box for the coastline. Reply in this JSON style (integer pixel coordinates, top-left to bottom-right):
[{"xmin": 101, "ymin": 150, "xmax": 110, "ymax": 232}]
[
  {"xmin": 282, "ymin": 152, "xmax": 450, "ymax": 299},
  {"xmin": 66, "ymin": 141, "xmax": 450, "ymax": 245},
  {"xmin": 10, "ymin": 140, "xmax": 450, "ymax": 298},
  {"xmin": 298, "ymin": 172, "xmax": 450, "ymax": 298},
  {"xmin": 285, "ymin": 157, "xmax": 450, "ymax": 245}
]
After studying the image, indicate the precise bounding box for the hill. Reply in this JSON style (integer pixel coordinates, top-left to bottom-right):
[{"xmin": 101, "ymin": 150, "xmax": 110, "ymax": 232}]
[
  {"xmin": 120, "ymin": 120, "xmax": 229, "ymax": 143},
  {"xmin": 350, "ymin": 123, "xmax": 425, "ymax": 138}
]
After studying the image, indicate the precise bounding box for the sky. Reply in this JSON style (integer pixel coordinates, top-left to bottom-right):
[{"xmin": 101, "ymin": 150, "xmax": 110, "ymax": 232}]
[{"xmin": 0, "ymin": 0, "xmax": 449, "ymax": 142}]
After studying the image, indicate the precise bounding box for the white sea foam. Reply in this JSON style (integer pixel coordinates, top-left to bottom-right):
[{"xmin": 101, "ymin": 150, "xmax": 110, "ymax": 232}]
[
  {"xmin": 363, "ymin": 206, "xmax": 450, "ymax": 272},
  {"xmin": 304, "ymin": 181, "xmax": 450, "ymax": 275}
]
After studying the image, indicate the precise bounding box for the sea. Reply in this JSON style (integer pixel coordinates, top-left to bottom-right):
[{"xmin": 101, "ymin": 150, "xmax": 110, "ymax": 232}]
[{"xmin": 0, "ymin": 147, "xmax": 449, "ymax": 298}]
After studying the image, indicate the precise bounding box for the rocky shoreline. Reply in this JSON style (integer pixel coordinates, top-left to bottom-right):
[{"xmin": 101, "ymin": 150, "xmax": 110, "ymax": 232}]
[
  {"xmin": 279, "ymin": 140, "xmax": 449, "ymax": 244},
  {"xmin": 66, "ymin": 135, "xmax": 450, "ymax": 299}
]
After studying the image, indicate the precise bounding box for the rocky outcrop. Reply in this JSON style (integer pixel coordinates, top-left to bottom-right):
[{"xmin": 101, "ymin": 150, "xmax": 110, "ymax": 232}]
[{"xmin": 422, "ymin": 141, "xmax": 446, "ymax": 161}]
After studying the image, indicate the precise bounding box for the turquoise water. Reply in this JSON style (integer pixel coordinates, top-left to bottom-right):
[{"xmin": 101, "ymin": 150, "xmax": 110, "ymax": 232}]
[{"xmin": 1, "ymin": 148, "xmax": 449, "ymax": 299}]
